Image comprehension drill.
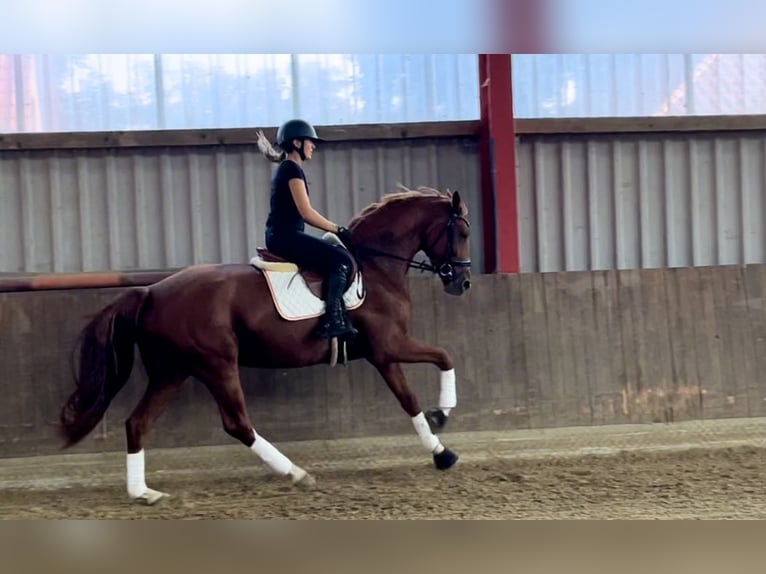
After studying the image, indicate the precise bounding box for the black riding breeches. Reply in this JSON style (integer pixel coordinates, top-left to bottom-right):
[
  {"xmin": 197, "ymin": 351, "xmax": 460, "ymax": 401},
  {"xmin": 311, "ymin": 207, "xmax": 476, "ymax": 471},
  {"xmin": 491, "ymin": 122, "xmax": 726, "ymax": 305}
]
[{"xmin": 265, "ymin": 227, "xmax": 353, "ymax": 276}]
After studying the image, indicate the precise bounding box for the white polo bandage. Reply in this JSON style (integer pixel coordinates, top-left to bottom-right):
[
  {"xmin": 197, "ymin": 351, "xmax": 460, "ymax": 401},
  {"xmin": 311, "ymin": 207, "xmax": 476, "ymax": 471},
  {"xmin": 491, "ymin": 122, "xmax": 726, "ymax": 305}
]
[
  {"xmin": 412, "ymin": 412, "xmax": 444, "ymax": 454},
  {"xmin": 250, "ymin": 430, "xmax": 294, "ymax": 475},
  {"xmin": 127, "ymin": 450, "xmax": 147, "ymax": 498},
  {"xmin": 439, "ymin": 369, "xmax": 457, "ymax": 413}
]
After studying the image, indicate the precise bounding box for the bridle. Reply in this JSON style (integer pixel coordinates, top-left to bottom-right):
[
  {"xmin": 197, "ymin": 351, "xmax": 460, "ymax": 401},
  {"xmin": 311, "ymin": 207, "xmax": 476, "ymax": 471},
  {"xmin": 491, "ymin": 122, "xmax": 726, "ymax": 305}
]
[{"xmin": 354, "ymin": 211, "xmax": 472, "ymax": 281}]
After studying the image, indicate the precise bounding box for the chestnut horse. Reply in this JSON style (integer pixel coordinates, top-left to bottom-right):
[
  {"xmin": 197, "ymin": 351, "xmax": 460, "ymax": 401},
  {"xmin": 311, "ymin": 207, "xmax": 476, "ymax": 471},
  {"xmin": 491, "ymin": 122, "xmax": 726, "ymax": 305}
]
[{"xmin": 59, "ymin": 187, "xmax": 472, "ymax": 505}]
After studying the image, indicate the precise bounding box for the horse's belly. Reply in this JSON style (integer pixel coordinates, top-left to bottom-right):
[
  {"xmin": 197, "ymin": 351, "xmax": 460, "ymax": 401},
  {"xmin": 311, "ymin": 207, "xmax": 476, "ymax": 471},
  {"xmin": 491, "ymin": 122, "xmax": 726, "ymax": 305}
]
[{"xmin": 236, "ymin": 329, "xmax": 335, "ymax": 369}]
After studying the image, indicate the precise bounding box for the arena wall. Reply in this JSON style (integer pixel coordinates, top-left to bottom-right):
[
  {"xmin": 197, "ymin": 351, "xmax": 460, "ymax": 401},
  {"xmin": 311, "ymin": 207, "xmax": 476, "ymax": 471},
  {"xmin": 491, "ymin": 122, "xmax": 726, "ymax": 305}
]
[{"xmin": 2, "ymin": 265, "xmax": 764, "ymax": 458}]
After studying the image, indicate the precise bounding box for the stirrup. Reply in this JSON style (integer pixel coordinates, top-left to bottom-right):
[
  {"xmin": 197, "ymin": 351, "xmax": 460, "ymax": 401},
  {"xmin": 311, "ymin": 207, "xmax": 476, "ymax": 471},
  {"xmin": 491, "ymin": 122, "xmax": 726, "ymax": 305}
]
[
  {"xmin": 313, "ymin": 317, "xmax": 357, "ymax": 340},
  {"xmin": 329, "ymin": 337, "xmax": 348, "ymax": 368}
]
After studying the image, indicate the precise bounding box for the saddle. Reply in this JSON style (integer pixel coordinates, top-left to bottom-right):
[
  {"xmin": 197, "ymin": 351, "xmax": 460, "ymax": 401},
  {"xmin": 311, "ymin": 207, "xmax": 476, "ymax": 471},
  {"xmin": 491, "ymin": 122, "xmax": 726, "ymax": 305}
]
[{"xmin": 251, "ymin": 232, "xmax": 359, "ymax": 300}]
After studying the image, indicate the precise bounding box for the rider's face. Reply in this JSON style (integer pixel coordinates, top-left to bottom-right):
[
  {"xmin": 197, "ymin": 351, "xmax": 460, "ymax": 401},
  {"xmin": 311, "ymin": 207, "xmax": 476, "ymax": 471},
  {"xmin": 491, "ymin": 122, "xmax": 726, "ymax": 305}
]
[{"xmin": 295, "ymin": 138, "xmax": 316, "ymax": 160}]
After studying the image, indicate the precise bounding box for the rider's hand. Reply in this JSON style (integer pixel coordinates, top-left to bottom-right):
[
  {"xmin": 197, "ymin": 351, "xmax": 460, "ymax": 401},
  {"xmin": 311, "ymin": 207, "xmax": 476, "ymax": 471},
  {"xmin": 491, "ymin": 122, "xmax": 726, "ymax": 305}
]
[{"xmin": 336, "ymin": 226, "xmax": 355, "ymax": 250}]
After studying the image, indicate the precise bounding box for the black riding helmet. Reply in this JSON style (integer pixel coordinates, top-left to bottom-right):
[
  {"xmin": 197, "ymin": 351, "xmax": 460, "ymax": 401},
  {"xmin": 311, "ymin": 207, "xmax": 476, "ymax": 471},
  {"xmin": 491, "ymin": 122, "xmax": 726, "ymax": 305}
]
[{"xmin": 277, "ymin": 119, "xmax": 325, "ymax": 147}]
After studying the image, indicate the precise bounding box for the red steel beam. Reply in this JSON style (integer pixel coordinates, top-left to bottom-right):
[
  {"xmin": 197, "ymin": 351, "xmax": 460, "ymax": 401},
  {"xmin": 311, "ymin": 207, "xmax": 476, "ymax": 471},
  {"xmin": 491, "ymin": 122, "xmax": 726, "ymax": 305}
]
[{"xmin": 479, "ymin": 54, "xmax": 520, "ymax": 274}]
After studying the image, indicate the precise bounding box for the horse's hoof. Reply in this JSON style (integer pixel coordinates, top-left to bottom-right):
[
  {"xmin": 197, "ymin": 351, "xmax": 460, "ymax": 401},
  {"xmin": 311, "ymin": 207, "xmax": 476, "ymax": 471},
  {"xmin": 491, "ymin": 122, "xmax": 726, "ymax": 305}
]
[
  {"xmin": 425, "ymin": 408, "xmax": 448, "ymax": 431},
  {"xmin": 291, "ymin": 467, "xmax": 317, "ymax": 491},
  {"xmin": 294, "ymin": 473, "xmax": 317, "ymax": 491},
  {"xmin": 433, "ymin": 448, "xmax": 459, "ymax": 471},
  {"xmin": 132, "ymin": 488, "xmax": 168, "ymax": 506}
]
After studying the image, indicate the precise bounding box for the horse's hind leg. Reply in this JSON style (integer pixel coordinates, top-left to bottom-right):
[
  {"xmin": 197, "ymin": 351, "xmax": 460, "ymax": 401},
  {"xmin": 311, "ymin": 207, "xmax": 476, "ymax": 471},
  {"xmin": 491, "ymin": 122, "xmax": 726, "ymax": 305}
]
[
  {"xmin": 124, "ymin": 363, "xmax": 187, "ymax": 505},
  {"xmin": 199, "ymin": 362, "xmax": 316, "ymax": 489}
]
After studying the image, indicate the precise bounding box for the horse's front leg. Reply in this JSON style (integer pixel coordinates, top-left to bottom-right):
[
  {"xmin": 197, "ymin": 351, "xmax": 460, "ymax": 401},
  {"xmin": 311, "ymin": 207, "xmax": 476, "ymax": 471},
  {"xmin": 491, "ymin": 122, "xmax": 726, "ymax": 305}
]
[
  {"xmin": 383, "ymin": 336, "xmax": 457, "ymax": 433},
  {"xmin": 372, "ymin": 361, "xmax": 459, "ymax": 471}
]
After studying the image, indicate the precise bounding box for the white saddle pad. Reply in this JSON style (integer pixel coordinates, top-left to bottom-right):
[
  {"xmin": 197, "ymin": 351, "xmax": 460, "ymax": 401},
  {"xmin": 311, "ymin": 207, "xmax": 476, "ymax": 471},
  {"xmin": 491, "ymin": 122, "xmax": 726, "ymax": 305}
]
[{"xmin": 249, "ymin": 257, "xmax": 366, "ymax": 321}]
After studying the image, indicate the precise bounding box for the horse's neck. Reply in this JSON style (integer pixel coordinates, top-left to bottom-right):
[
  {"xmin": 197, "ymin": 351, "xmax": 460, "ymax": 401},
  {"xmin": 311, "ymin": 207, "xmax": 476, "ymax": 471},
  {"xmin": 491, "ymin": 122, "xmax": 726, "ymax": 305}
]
[{"xmin": 356, "ymin": 206, "xmax": 428, "ymax": 283}]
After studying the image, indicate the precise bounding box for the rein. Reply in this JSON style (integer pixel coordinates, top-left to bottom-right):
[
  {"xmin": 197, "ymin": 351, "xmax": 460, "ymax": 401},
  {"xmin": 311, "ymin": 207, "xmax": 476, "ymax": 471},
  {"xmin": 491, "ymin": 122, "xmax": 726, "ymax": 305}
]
[{"xmin": 355, "ymin": 245, "xmax": 442, "ymax": 273}]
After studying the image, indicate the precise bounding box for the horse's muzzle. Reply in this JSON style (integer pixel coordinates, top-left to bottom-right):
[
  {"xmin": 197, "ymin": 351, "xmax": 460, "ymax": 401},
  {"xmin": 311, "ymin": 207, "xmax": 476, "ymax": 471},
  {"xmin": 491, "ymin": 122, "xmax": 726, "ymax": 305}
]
[{"xmin": 443, "ymin": 269, "xmax": 471, "ymax": 296}]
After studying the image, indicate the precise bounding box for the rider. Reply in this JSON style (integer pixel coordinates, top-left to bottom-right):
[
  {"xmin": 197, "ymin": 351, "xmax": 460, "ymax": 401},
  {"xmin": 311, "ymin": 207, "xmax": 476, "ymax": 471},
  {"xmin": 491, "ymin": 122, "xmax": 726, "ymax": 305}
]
[{"xmin": 257, "ymin": 118, "xmax": 358, "ymax": 340}]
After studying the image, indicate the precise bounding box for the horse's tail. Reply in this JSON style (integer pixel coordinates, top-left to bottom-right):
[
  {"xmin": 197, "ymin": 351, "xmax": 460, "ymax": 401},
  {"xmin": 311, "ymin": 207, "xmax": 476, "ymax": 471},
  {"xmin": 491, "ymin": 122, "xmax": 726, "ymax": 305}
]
[{"xmin": 59, "ymin": 287, "xmax": 149, "ymax": 447}]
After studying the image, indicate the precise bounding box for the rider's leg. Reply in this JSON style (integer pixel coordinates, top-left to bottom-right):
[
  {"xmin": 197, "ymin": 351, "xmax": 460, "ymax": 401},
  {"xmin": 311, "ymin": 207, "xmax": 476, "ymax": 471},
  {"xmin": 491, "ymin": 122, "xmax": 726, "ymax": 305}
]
[
  {"xmin": 264, "ymin": 229, "xmax": 358, "ymax": 339},
  {"xmin": 312, "ymin": 259, "xmax": 358, "ymax": 339}
]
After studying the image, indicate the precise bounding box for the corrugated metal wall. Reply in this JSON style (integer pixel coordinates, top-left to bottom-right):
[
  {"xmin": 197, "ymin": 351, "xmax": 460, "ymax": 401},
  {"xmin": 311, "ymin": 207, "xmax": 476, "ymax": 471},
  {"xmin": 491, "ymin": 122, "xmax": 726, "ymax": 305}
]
[
  {"xmin": 0, "ymin": 137, "xmax": 483, "ymax": 273},
  {"xmin": 8, "ymin": 127, "xmax": 765, "ymax": 277},
  {"xmin": 518, "ymin": 131, "xmax": 766, "ymax": 272}
]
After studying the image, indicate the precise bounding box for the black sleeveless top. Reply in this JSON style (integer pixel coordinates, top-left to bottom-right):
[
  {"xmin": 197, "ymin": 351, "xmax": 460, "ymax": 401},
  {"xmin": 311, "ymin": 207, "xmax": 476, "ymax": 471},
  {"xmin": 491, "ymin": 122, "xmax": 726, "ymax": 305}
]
[{"xmin": 265, "ymin": 160, "xmax": 307, "ymax": 232}]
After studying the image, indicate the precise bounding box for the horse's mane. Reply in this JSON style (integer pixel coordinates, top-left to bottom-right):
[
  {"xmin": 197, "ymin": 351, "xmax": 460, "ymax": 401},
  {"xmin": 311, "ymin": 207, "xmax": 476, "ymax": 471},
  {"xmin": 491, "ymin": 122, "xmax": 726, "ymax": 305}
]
[{"xmin": 349, "ymin": 185, "xmax": 465, "ymax": 229}]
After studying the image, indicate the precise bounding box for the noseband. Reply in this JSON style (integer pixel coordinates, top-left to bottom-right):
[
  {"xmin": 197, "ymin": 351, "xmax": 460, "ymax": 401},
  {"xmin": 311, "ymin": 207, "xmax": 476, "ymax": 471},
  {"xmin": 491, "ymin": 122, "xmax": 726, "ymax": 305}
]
[{"xmin": 354, "ymin": 211, "xmax": 472, "ymax": 279}]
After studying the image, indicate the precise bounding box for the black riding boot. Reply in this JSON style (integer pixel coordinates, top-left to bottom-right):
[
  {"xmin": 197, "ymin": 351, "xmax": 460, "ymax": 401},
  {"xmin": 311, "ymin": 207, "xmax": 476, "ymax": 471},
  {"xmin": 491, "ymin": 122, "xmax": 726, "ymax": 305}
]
[{"xmin": 313, "ymin": 264, "xmax": 359, "ymax": 340}]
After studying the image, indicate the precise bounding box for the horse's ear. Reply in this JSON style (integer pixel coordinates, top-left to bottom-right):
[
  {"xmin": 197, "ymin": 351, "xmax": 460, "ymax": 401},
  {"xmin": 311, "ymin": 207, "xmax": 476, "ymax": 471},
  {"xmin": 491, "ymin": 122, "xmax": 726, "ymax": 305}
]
[{"xmin": 451, "ymin": 190, "xmax": 462, "ymax": 213}]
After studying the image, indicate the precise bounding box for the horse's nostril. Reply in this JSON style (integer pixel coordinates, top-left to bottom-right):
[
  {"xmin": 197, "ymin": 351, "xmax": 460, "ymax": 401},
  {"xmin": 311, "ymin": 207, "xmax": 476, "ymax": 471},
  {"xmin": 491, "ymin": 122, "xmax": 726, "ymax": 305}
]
[{"xmin": 463, "ymin": 280, "xmax": 471, "ymax": 290}]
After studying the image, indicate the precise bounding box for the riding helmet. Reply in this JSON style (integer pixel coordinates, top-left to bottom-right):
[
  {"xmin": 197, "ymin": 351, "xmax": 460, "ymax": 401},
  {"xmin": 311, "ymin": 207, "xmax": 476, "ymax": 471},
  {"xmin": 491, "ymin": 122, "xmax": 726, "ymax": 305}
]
[{"xmin": 276, "ymin": 119, "xmax": 325, "ymax": 146}]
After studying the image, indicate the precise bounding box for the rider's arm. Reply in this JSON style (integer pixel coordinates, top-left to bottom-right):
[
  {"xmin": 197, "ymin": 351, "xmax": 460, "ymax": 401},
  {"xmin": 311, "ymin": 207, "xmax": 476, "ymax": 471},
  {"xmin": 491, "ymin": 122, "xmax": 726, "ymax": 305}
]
[{"xmin": 288, "ymin": 178, "xmax": 341, "ymax": 233}]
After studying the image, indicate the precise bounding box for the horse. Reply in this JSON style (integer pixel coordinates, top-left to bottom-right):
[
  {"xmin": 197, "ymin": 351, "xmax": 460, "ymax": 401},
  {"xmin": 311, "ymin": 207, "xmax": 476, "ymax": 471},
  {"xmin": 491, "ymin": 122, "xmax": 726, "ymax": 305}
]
[{"xmin": 59, "ymin": 186, "xmax": 472, "ymax": 505}]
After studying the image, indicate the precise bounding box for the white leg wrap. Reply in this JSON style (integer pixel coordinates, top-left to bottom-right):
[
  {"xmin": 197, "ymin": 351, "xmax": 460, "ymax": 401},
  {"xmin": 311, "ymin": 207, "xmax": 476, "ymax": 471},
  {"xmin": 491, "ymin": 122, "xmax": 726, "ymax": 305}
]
[
  {"xmin": 126, "ymin": 450, "xmax": 148, "ymax": 498},
  {"xmin": 250, "ymin": 430, "xmax": 294, "ymax": 476},
  {"xmin": 412, "ymin": 412, "xmax": 444, "ymax": 454},
  {"xmin": 439, "ymin": 369, "xmax": 457, "ymax": 416}
]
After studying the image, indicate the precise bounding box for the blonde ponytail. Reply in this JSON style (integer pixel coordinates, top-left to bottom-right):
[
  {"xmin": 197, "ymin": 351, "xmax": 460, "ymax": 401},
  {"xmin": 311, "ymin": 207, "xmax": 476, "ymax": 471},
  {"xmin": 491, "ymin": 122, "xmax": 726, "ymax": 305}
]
[{"xmin": 256, "ymin": 130, "xmax": 286, "ymax": 163}]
